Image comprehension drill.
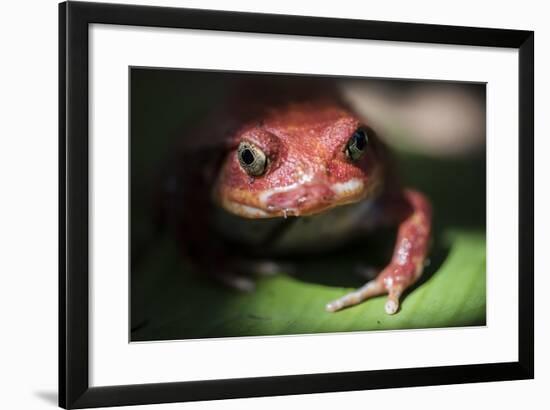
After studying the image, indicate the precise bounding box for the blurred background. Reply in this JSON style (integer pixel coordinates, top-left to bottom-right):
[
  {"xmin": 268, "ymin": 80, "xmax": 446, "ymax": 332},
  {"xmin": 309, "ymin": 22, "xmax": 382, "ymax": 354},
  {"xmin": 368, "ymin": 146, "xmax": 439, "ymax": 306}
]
[{"xmin": 130, "ymin": 68, "xmax": 486, "ymax": 341}]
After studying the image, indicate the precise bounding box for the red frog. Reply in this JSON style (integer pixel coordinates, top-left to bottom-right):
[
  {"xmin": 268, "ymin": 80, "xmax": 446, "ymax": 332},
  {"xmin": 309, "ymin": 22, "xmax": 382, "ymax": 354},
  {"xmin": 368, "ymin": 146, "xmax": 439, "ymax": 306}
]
[{"xmin": 162, "ymin": 78, "xmax": 431, "ymax": 315}]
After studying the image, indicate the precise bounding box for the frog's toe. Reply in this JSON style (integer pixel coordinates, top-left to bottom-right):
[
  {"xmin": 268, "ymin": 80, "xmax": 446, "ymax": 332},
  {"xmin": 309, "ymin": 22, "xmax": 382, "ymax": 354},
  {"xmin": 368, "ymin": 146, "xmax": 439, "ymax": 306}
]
[
  {"xmin": 325, "ymin": 299, "xmax": 345, "ymax": 312},
  {"xmin": 384, "ymin": 287, "xmax": 404, "ymax": 315},
  {"xmin": 384, "ymin": 299, "xmax": 399, "ymax": 315},
  {"xmin": 237, "ymin": 259, "xmax": 294, "ymax": 277},
  {"xmin": 325, "ymin": 280, "xmax": 385, "ymax": 312},
  {"xmin": 215, "ymin": 272, "xmax": 256, "ymax": 292},
  {"xmin": 254, "ymin": 261, "xmax": 295, "ymax": 276}
]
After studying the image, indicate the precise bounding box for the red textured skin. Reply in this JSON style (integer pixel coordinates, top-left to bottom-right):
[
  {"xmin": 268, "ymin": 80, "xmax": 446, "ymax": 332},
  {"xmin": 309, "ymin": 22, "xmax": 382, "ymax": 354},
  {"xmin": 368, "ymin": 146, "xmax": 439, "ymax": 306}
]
[
  {"xmin": 378, "ymin": 190, "xmax": 432, "ymax": 291},
  {"xmin": 166, "ymin": 78, "xmax": 432, "ymax": 312},
  {"xmin": 213, "ymin": 99, "xmax": 384, "ymax": 216}
]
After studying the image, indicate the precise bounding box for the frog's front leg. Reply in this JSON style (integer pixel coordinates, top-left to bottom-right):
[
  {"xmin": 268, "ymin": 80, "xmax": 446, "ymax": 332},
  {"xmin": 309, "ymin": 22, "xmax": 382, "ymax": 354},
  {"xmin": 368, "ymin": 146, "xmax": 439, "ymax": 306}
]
[{"xmin": 326, "ymin": 190, "xmax": 431, "ymax": 315}]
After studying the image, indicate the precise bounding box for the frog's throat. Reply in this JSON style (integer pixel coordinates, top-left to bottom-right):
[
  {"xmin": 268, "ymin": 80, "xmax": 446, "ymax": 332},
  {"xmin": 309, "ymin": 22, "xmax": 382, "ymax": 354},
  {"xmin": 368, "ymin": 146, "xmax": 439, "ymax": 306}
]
[{"xmin": 218, "ymin": 177, "xmax": 380, "ymax": 219}]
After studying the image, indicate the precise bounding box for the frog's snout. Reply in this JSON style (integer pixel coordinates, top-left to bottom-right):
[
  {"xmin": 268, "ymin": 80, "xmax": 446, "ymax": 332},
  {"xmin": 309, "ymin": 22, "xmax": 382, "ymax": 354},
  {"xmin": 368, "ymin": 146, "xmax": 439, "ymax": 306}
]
[{"xmin": 264, "ymin": 182, "xmax": 335, "ymax": 216}]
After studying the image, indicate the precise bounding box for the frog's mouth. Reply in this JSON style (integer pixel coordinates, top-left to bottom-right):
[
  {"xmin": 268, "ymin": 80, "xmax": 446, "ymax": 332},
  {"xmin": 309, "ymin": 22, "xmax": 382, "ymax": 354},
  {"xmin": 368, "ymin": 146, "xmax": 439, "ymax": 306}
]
[{"xmin": 218, "ymin": 178, "xmax": 369, "ymax": 219}]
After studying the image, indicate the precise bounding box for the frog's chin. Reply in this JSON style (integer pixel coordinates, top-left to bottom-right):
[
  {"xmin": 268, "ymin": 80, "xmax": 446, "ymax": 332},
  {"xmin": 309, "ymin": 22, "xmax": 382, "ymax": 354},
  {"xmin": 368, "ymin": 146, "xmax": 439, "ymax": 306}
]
[{"xmin": 218, "ymin": 178, "xmax": 369, "ymax": 219}]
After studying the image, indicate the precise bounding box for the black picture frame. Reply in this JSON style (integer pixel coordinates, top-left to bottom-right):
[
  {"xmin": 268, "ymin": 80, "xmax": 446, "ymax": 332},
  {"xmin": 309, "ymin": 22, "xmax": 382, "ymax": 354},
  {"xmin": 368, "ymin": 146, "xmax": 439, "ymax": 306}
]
[{"xmin": 59, "ymin": 1, "xmax": 534, "ymax": 408}]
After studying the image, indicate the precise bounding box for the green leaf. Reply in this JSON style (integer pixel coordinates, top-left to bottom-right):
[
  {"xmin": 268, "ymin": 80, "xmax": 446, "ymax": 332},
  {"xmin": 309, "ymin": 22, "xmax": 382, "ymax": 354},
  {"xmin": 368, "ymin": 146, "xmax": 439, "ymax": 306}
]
[{"xmin": 131, "ymin": 227, "xmax": 485, "ymax": 341}]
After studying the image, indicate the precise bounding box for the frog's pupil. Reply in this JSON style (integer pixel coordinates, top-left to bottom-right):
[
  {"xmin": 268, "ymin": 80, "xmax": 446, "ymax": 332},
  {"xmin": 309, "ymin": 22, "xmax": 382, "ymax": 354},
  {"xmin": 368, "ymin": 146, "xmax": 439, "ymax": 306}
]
[
  {"xmin": 354, "ymin": 130, "xmax": 367, "ymax": 150},
  {"xmin": 241, "ymin": 148, "xmax": 255, "ymax": 165}
]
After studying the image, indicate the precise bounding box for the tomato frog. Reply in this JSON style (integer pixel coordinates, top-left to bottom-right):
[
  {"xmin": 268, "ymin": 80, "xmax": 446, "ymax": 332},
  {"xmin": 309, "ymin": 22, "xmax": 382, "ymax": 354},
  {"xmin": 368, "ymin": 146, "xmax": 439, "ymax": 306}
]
[{"xmin": 161, "ymin": 79, "xmax": 431, "ymax": 315}]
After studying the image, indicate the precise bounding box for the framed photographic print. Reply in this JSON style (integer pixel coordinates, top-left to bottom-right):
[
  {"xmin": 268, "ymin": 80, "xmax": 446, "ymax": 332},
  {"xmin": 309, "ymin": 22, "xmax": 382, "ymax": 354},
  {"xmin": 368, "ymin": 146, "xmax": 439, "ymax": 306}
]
[{"xmin": 59, "ymin": 1, "xmax": 534, "ymax": 408}]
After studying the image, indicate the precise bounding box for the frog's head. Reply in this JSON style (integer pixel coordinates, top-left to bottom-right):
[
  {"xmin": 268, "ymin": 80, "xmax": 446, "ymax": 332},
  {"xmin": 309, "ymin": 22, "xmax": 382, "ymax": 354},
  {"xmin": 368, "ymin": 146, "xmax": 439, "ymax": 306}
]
[{"xmin": 213, "ymin": 101, "xmax": 385, "ymax": 218}]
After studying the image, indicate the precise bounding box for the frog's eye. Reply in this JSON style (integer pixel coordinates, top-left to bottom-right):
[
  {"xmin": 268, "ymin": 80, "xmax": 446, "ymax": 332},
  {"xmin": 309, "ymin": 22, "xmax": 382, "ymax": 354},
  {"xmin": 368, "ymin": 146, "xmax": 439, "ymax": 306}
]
[
  {"xmin": 237, "ymin": 141, "xmax": 267, "ymax": 176},
  {"xmin": 345, "ymin": 128, "xmax": 369, "ymax": 161}
]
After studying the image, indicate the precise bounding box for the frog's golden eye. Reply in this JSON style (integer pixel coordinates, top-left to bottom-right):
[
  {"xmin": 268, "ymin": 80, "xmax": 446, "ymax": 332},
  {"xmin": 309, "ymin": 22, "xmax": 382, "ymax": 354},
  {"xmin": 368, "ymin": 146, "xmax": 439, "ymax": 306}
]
[
  {"xmin": 345, "ymin": 128, "xmax": 369, "ymax": 161},
  {"xmin": 237, "ymin": 141, "xmax": 267, "ymax": 176}
]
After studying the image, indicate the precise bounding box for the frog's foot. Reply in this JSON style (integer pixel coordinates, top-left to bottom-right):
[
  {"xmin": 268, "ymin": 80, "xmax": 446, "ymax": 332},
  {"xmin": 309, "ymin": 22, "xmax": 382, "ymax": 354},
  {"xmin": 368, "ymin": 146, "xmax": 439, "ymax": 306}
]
[
  {"xmin": 212, "ymin": 260, "xmax": 294, "ymax": 292},
  {"xmin": 326, "ymin": 262, "xmax": 415, "ymax": 315},
  {"xmin": 326, "ymin": 189, "xmax": 431, "ymax": 314},
  {"xmin": 236, "ymin": 259, "xmax": 295, "ymax": 277},
  {"xmin": 213, "ymin": 272, "xmax": 256, "ymax": 292},
  {"xmin": 325, "ymin": 280, "xmax": 385, "ymax": 313}
]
